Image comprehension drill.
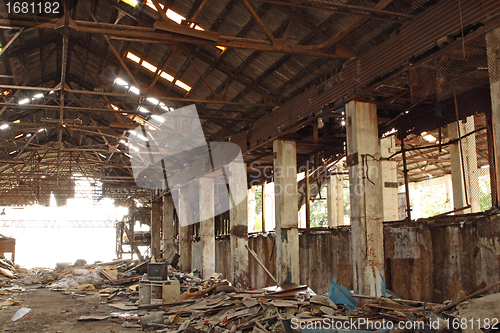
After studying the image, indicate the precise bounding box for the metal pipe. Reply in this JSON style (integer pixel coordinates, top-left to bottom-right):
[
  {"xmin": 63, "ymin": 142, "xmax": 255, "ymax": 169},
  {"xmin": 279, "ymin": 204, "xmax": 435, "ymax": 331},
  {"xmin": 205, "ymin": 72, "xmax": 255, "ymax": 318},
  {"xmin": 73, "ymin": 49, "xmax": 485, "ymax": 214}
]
[{"xmin": 401, "ymin": 135, "xmax": 411, "ymax": 221}]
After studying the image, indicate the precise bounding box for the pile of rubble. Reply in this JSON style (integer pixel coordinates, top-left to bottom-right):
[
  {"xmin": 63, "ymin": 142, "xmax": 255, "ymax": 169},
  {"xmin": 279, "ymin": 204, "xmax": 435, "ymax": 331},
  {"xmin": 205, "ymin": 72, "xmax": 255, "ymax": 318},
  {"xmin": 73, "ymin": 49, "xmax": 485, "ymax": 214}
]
[
  {"xmin": 1, "ymin": 258, "xmax": 500, "ymax": 332},
  {"xmin": 0, "ymin": 257, "xmax": 24, "ymax": 280}
]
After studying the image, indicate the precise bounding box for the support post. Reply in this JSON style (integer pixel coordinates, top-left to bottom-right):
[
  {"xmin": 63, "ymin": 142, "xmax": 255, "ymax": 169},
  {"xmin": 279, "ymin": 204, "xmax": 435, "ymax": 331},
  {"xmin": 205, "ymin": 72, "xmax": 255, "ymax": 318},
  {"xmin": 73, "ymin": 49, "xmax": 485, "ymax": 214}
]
[
  {"xmin": 229, "ymin": 162, "xmax": 249, "ymax": 288},
  {"xmin": 448, "ymin": 121, "xmax": 469, "ymax": 212},
  {"xmin": 178, "ymin": 191, "xmax": 193, "ymax": 272},
  {"xmin": 151, "ymin": 200, "xmax": 161, "ymax": 260},
  {"xmin": 162, "ymin": 195, "xmax": 176, "ymax": 261},
  {"xmin": 247, "ymin": 186, "xmax": 257, "ymax": 232},
  {"xmin": 380, "ymin": 136, "xmax": 399, "ymax": 221},
  {"xmin": 305, "ymin": 166, "xmax": 311, "ymax": 228},
  {"xmin": 486, "ymin": 28, "xmax": 500, "ymax": 208},
  {"xmin": 463, "ymin": 116, "xmax": 480, "ymax": 213},
  {"xmin": 346, "ymin": 101, "xmax": 384, "ymax": 296},
  {"xmin": 199, "ymin": 177, "xmax": 215, "ymax": 280},
  {"xmin": 327, "ymin": 167, "xmax": 344, "ymax": 227},
  {"xmin": 263, "ymin": 182, "xmax": 275, "ymax": 231},
  {"xmin": 262, "ymin": 181, "xmax": 266, "ymax": 232},
  {"xmin": 273, "ymin": 140, "xmax": 300, "ymax": 285}
]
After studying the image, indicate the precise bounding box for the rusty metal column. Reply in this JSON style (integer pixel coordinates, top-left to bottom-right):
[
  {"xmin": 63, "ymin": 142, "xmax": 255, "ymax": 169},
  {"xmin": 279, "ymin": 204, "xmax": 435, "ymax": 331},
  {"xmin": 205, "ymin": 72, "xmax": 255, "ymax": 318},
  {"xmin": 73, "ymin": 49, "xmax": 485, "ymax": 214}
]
[
  {"xmin": 346, "ymin": 101, "xmax": 384, "ymax": 296},
  {"xmin": 486, "ymin": 28, "xmax": 500, "ymax": 208}
]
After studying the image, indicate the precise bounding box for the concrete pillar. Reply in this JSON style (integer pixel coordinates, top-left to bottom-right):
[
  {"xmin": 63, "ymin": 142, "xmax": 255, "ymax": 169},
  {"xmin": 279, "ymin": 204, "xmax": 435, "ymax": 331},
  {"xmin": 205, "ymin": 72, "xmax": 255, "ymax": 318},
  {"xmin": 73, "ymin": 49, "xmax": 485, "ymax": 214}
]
[
  {"xmin": 178, "ymin": 190, "xmax": 192, "ymax": 272},
  {"xmin": 151, "ymin": 200, "xmax": 162, "ymax": 260},
  {"xmin": 486, "ymin": 28, "xmax": 500, "ymax": 208},
  {"xmin": 448, "ymin": 121, "xmax": 467, "ymax": 211},
  {"xmin": 380, "ymin": 136, "xmax": 399, "ymax": 221},
  {"xmin": 346, "ymin": 101, "xmax": 384, "ymax": 296},
  {"xmin": 247, "ymin": 186, "xmax": 257, "ymax": 232},
  {"xmin": 463, "ymin": 116, "xmax": 480, "ymax": 213},
  {"xmin": 199, "ymin": 177, "xmax": 215, "ymax": 280},
  {"xmin": 336, "ymin": 172, "xmax": 344, "ymax": 225},
  {"xmin": 298, "ymin": 204, "xmax": 306, "ymax": 228},
  {"xmin": 273, "ymin": 140, "xmax": 300, "ymax": 285},
  {"xmin": 327, "ymin": 168, "xmax": 344, "ymax": 227},
  {"xmin": 162, "ymin": 195, "xmax": 176, "ymax": 261},
  {"xmin": 261, "ymin": 183, "xmax": 266, "ymax": 232},
  {"xmin": 263, "ymin": 182, "xmax": 275, "ymax": 231},
  {"xmin": 229, "ymin": 162, "xmax": 249, "ymax": 288},
  {"xmin": 448, "ymin": 117, "xmax": 480, "ymax": 213}
]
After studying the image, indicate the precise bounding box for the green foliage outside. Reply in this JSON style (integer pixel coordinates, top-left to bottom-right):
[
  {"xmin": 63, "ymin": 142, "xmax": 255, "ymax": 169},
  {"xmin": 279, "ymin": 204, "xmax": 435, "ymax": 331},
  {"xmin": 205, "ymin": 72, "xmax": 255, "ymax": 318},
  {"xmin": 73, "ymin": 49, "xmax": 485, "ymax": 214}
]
[
  {"xmin": 310, "ymin": 180, "xmax": 350, "ymax": 227},
  {"xmin": 310, "ymin": 186, "xmax": 328, "ymax": 227},
  {"xmin": 418, "ymin": 184, "xmax": 448, "ymax": 218},
  {"xmin": 252, "ymin": 179, "xmax": 352, "ymax": 231},
  {"xmin": 251, "ymin": 174, "xmax": 493, "ymax": 228},
  {"xmin": 478, "ymin": 175, "xmax": 492, "ymax": 212}
]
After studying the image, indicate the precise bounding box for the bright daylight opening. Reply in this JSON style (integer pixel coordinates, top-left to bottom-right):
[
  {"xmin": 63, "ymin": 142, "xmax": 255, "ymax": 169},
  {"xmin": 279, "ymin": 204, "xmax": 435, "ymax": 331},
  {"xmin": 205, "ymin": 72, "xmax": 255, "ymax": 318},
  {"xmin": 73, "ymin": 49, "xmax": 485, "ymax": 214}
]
[
  {"xmin": 120, "ymin": 0, "xmax": 138, "ymax": 7},
  {"xmin": 0, "ymin": 176, "xmax": 128, "ymax": 268}
]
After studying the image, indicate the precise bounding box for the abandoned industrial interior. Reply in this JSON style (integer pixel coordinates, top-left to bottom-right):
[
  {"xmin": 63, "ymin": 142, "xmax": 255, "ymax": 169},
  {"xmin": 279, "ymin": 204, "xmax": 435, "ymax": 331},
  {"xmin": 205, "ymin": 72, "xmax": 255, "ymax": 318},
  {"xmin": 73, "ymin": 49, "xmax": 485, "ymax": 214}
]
[{"xmin": 1, "ymin": 0, "xmax": 500, "ymax": 331}]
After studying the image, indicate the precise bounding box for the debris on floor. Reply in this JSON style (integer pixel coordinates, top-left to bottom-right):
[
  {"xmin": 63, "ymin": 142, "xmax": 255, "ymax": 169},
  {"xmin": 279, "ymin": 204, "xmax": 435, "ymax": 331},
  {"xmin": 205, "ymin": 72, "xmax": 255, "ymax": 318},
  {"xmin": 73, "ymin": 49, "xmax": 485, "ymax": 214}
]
[
  {"xmin": 0, "ymin": 257, "xmax": 22, "ymax": 279},
  {"xmin": 2, "ymin": 258, "xmax": 500, "ymax": 332}
]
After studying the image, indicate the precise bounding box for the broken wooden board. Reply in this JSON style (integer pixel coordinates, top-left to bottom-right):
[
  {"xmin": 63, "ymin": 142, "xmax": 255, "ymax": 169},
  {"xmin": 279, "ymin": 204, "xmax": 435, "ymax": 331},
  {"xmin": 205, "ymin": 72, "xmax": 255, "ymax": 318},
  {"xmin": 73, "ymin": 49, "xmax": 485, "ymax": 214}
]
[
  {"xmin": 0, "ymin": 267, "xmax": 15, "ymax": 278},
  {"xmin": 78, "ymin": 315, "xmax": 111, "ymax": 321},
  {"xmin": 0, "ymin": 299, "xmax": 20, "ymax": 306},
  {"xmin": 108, "ymin": 303, "xmax": 138, "ymax": 310},
  {"xmin": 242, "ymin": 299, "xmax": 259, "ymax": 308}
]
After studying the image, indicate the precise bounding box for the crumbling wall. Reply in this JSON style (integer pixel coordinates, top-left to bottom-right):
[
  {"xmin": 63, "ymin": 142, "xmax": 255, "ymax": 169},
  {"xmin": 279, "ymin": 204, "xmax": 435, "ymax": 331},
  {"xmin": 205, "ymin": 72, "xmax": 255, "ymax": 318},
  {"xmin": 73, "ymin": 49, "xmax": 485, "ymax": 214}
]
[
  {"xmin": 385, "ymin": 212, "xmax": 500, "ymax": 303},
  {"xmin": 215, "ymin": 237, "xmax": 231, "ymax": 281},
  {"xmin": 248, "ymin": 233, "xmax": 277, "ymax": 289},
  {"xmin": 246, "ymin": 229, "xmax": 352, "ymax": 294},
  {"xmin": 214, "ymin": 213, "xmax": 500, "ymax": 302},
  {"xmin": 299, "ymin": 228, "xmax": 353, "ymax": 294},
  {"xmin": 191, "ymin": 240, "xmax": 203, "ymax": 274}
]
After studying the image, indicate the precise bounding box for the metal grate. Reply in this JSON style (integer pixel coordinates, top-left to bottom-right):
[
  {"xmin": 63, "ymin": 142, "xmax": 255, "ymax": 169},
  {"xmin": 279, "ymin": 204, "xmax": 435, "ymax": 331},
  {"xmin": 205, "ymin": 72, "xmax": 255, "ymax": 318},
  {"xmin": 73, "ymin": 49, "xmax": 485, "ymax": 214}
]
[
  {"xmin": 215, "ymin": 211, "xmax": 230, "ymax": 238},
  {"xmin": 397, "ymin": 32, "xmax": 497, "ymax": 219}
]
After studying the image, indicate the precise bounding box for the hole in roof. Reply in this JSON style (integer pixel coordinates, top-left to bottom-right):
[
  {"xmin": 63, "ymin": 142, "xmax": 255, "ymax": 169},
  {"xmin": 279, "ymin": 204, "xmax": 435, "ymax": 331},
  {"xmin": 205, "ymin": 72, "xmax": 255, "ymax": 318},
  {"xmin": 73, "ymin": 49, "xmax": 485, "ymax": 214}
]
[
  {"xmin": 126, "ymin": 52, "xmax": 140, "ymax": 63},
  {"xmin": 125, "ymin": 52, "xmax": 190, "ymax": 90},
  {"xmin": 142, "ymin": 60, "xmax": 157, "ymax": 73},
  {"xmin": 121, "ymin": 0, "xmax": 138, "ymax": 7},
  {"xmin": 175, "ymin": 80, "xmax": 191, "ymax": 92},
  {"xmin": 143, "ymin": 3, "xmax": 225, "ymax": 52},
  {"xmin": 129, "ymin": 86, "xmax": 140, "ymax": 94},
  {"xmin": 160, "ymin": 71, "xmax": 174, "ymax": 82},
  {"xmin": 114, "ymin": 78, "xmax": 128, "ymax": 86}
]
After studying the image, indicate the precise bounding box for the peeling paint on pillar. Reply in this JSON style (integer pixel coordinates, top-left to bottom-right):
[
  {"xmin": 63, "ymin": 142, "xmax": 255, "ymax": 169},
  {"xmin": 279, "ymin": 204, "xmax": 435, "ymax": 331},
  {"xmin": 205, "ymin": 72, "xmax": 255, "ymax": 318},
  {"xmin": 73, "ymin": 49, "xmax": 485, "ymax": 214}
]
[
  {"xmin": 229, "ymin": 161, "xmax": 249, "ymax": 288},
  {"xmin": 200, "ymin": 177, "xmax": 215, "ymax": 280},
  {"xmin": 273, "ymin": 140, "xmax": 300, "ymax": 285},
  {"xmin": 281, "ymin": 228, "xmax": 288, "ymax": 242},
  {"xmin": 346, "ymin": 101, "xmax": 384, "ymax": 296},
  {"xmin": 162, "ymin": 195, "xmax": 176, "ymax": 260}
]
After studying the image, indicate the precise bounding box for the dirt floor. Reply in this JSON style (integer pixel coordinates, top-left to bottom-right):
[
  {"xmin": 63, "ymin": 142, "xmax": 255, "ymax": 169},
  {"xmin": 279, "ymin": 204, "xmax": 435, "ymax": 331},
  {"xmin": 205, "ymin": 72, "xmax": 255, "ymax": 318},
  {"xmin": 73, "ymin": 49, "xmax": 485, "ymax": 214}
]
[{"xmin": 0, "ymin": 287, "xmax": 139, "ymax": 332}]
